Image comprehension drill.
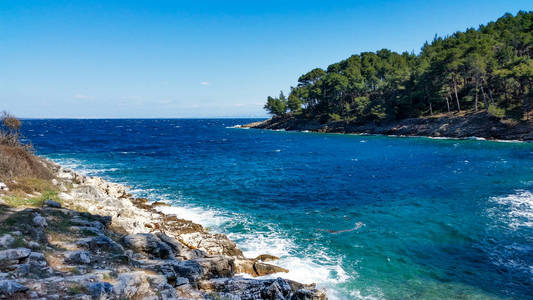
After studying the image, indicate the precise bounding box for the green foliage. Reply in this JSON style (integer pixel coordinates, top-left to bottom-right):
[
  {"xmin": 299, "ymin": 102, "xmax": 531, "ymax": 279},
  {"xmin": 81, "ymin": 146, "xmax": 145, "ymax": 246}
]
[
  {"xmin": 264, "ymin": 92, "xmax": 288, "ymax": 116},
  {"xmin": 328, "ymin": 113, "xmax": 342, "ymax": 121},
  {"xmin": 287, "ymin": 91, "xmax": 302, "ymax": 112},
  {"xmin": 264, "ymin": 11, "xmax": 533, "ymax": 122},
  {"xmin": 488, "ymin": 104, "xmax": 506, "ymax": 118}
]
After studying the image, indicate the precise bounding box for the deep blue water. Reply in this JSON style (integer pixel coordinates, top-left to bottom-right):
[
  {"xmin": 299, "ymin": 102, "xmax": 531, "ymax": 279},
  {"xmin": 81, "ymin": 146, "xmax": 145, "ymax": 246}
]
[{"xmin": 21, "ymin": 119, "xmax": 533, "ymax": 299}]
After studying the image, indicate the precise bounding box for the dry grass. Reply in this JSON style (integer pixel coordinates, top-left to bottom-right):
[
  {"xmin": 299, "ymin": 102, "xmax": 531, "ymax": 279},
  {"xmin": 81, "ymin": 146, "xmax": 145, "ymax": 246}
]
[
  {"xmin": 0, "ymin": 111, "xmax": 53, "ymax": 182},
  {"xmin": 0, "ymin": 144, "xmax": 53, "ymax": 181}
]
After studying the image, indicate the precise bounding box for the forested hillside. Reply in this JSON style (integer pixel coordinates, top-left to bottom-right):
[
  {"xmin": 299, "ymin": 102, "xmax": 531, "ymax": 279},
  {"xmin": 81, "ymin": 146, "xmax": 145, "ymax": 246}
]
[{"xmin": 264, "ymin": 12, "xmax": 533, "ymax": 122}]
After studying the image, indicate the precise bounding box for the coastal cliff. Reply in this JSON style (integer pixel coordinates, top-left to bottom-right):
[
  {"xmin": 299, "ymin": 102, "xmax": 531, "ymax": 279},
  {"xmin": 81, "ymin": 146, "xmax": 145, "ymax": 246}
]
[
  {"xmin": 242, "ymin": 112, "xmax": 533, "ymax": 141},
  {"xmin": 0, "ymin": 157, "xmax": 326, "ymax": 299}
]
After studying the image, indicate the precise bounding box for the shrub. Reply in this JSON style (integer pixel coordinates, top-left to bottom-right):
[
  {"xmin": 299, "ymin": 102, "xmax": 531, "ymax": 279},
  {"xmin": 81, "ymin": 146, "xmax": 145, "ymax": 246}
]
[
  {"xmin": 0, "ymin": 111, "xmax": 23, "ymax": 147},
  {"xmin": 328, "ymin": 113, "xmax": 342, "ymax": 121},
  {"xmin": 488, "ymin": 104, "xmax": 506, "ymax": 118},
  {"xmin": 0, "ymin": 112, "xmax": 52, "ymax": 181}
]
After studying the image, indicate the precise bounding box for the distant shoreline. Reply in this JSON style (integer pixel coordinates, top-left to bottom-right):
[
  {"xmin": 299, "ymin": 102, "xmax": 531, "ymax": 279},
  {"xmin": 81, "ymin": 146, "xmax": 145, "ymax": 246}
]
[{"xmin": 240, "ymin": 112, "xmax": 533, "ymax": 142}]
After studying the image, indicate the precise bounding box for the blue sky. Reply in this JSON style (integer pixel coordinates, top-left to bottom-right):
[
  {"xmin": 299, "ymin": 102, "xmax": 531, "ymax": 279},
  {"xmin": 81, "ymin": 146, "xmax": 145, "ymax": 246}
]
[{"xmin": 1, "ymin": 1, "xmax": 531, "ymax": 118}]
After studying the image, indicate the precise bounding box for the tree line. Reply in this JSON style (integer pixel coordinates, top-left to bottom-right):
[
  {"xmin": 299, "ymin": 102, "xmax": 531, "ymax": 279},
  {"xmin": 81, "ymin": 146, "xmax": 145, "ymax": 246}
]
[{"xmin": 264, "ymin": 11, "xmax": 533, "ymax": 122}]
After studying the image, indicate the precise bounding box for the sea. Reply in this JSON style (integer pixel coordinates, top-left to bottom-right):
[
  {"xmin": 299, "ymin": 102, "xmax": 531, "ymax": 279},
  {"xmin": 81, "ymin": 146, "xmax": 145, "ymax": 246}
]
[{"xmin": 21, "ymin": 118, "xmax": 533, "ymax": 299}]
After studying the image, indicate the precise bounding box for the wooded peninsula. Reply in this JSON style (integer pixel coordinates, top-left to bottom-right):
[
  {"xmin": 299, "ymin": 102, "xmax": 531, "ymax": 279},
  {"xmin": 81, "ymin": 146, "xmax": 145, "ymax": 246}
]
[{"xmin": 258, "ymin": 12, "xmax": 532, "ymax": 138}]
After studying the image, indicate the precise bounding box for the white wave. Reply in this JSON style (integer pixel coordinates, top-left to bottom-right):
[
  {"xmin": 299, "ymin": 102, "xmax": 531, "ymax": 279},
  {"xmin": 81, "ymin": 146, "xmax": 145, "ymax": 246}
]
[
  {"xmin": 50, "ymin": 157, "xmax": 91, "ymax": 175},
  {"xmin": 489, "ymin": 190, "xmax": 533, "ymax": 228},
  {"xmin": 227, "ymin": 229, "xmax": 349, "ymax": 299},
  {"xmin": 349, "ymin": 289, "xmax": 385, "ymax": 300},
  {"xmin": 153, "ymin": 204, "xmax": 230, "ymax": 229}
]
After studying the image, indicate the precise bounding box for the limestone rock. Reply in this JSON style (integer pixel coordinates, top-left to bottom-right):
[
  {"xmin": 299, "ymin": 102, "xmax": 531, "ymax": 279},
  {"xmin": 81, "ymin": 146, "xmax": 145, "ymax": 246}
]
[
  {"xmin": 28, "ymin": 252, "xmax": 47, "ymax": 267},
  {"xmin": 0, "ymin": 248, "xmax": 31, "ymax": 262},
  {"xmin": 0, "ymin": 280, "xmax": 28, "ymax": 296},
  {"xmin": 85, "ymin": 281, "xmax": 113, "ymax": 299},
  {"xmin": 44, "ymin": 199, "xmax": 61, "ymax": 208},
  {"xmin": 155, "ymin": 232, "xmax": 204, "ymax": 260},
  {"xmin": 28, "ymin": 241, "xmax": 40, "ymax": 250},
  {"xmin": 0, "ymin": 234, "xmax": 14, "ymax": 248},
  {"xmin": 234, "ymin": 258, "xmax": 288, "ymax": 277},
  {"xmin": 65, "ymin": 250, "xmax": 91, "ymax": 264},
  {"xmin": 32, "ymin": 213, "xmax": 48, "ymax": 227},
  {"xmin": 179, "ymin": 232, "xmax": 243, "ymax": 257},
  {"xmin": 122, "ymin": 233, "xmax": 172, "ymax": 259},
  {"xmin": 112, "ymin": 272, "xmax": 151, "ymax": 298},
  {"xmin": 255, "ymin": 254, "xmax": 279, "ymax": 262},
  {"xmin": 77, "ymin": 234, "xmax": 124, "ymax": 253},
  {"xmin": 254, "ymin": 261, "xmax": 289, "ymax": 276},
  {"xmin": 58, "ymin": 192, "xmax": 73, "ymax": 201},
  {"xmin": 291, "ymin": 288, "xmax": 327, "ymax": 300}
]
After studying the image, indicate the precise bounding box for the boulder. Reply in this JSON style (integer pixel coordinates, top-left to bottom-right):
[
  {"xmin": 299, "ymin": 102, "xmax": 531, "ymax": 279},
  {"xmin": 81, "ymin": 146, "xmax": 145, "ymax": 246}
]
[
  {"xmin": 198, "ymin": 277, "xmax": 292, "ymax": 300},
  {"xmin": 122, "ymin": 233, "xmax": 172, "ymax": 259},
  {"xmin": 85, "ymin": 282, "xmax": 113, "ymax": 299},
  {"xmin": 44, "ymin": 199, "xmax": 61, "ymax": 208},
  {"xmin": 0, "ymin": 248, "xmax": 31, "ymax": 262},
  {"xmin": 291, "ymin": 288, "xmax": 327, "ymax": 300},
  {"xmin": 0, "ymin": 280, "xmax": 28, "ymax": 296},
  {"xmin": 112, "ymin": 272, "xmax": 151, "ymax": 298},
  {"xmin": 263, "ymin": 279, "xmax": 292, "ymax": 300},
  {"xmin": 155, "ymin": 232, "xmax": 204, "ymax": 260},
  {"xmin": 65, "ymin": 250, "xmax": 91, "ymax": 264},
  {"xmin": 28, "ymin": 252, "xmax": 47, "ymax": 267},
  {"xmin": 32, "ymin": 213, "xmax": 48, "ymax": 227},
  {"xmin": 255, "ymin": 254, "xmax": 279, "ymax": 262},
  {"xmin": 28, "ymin": 241, "xmax": 40, "ymax": 250},
  {"xmin": 254, "ymin": 262, "xmax": 289, "ymax": 276},
  {"xmin": 0, "ymin": 235, "xmax": 14, "ymax": 248},
  {"xmin": 77, "ymin": 234, "xmax": 124, "ymax": 253},
  {"xmin": 193, "ymin": 256, "xmax": 235, "ymax": 279},
  {"xmin": 234, "ymin": 258, "xmax": 288, "ymax": 277},
  {"xmin": 179, "ymin": 232, "xmax": 243, "ymax": 257}
]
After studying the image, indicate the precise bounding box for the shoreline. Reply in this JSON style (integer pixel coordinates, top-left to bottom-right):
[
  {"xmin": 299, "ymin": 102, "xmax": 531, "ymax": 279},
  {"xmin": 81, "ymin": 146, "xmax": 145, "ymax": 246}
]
[
  {"xmin": 240, "ymin": 112, "xmax": 533, "ymax": 142},
  {"xmin": 0, "ymin": 156, "xmax": 327, "ymax": 299},
  {"xmin": 51, "ymin": 157, "xmax": 346, "ymax": 291},
  {"xmin": 234, "ymin": 125, "xmax": 529, "ymax": 144}
]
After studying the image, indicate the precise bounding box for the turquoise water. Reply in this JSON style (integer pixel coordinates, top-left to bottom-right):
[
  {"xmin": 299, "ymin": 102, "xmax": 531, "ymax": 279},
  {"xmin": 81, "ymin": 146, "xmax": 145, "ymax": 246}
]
[{"xmin": 22, "ymin": 119, "xmax": 533, "ymax": 299}]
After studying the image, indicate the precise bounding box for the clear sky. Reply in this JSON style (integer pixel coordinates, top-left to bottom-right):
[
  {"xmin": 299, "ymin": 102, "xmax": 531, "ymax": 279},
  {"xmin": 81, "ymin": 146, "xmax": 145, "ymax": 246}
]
[{"xmin": 1, "ymin": 1, "xmax": 531, "ymax": 118}]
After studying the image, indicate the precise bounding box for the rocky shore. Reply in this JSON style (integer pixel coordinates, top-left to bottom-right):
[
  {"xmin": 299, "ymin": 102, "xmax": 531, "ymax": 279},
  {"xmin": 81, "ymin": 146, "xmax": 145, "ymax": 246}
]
[
  {"xmin": 0, "ymin": 160, "xmax": 326, "ymax": 299},
  {"xmin": 242, "ymin": 112, "xmax": 533, "ymax": 141}
]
